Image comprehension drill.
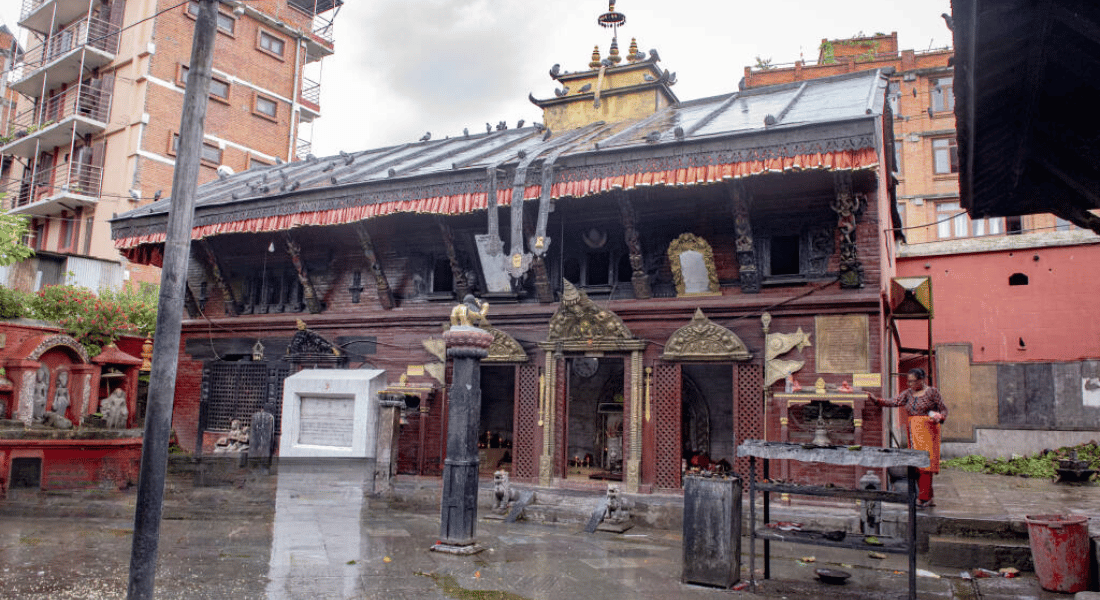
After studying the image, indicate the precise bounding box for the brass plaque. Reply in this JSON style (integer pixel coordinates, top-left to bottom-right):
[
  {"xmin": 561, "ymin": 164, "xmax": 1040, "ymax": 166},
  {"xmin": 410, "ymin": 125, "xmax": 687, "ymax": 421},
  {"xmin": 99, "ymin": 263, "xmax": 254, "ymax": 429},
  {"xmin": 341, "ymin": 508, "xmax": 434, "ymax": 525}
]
[
  {"xmin": 406, "ymin": 365, "xmax": 425, "ymax": 376},
  {"xmin": 815, "ymin": 314, "xmax": 869, "ymax": 374},
  {"xmin": 852, "ymin": 373, "xmax": 882, "ymax": 388}
]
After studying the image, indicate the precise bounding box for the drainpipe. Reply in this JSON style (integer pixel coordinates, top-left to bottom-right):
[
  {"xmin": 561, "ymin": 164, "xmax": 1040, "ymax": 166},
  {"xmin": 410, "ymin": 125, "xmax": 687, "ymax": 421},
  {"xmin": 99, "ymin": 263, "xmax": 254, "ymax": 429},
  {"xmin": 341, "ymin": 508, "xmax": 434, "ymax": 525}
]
[{"xmin": 287, "ymin": 36, "xmax": 303, "ymax": 161}]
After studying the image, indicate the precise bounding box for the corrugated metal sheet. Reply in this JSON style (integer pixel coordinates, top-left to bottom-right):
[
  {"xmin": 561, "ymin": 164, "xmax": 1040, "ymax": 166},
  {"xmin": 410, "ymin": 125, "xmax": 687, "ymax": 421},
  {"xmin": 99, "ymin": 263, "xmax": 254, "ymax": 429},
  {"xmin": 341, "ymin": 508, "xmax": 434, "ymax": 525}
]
[{"xmin": 65, "ymin": 256, "xmax": 123, "ymax": 291}]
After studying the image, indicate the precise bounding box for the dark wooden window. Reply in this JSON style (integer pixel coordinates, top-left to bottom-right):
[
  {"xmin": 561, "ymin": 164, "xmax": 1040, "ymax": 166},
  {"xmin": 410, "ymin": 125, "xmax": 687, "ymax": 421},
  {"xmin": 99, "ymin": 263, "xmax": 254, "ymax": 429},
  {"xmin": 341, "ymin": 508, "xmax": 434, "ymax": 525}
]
[
  {"xmin": 258, "ymin": 30, "xmax": 285, "ymax": 57},
  {"xmin": 932, "ymin": 138, "xmax": 958, "ymax": 174},
  {"xmin": 187, "ymin": 1, "xmax": 236, "ymax": 33},
  {"xmin": 930, "ymin": 76, "xmax": 954, "ymax": 112}
]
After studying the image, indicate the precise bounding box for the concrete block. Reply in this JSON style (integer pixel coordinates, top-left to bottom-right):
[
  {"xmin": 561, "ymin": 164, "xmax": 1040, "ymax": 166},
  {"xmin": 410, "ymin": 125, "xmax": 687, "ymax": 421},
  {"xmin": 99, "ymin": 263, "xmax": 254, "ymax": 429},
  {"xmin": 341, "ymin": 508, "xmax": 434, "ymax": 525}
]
[{"xmin": 927, "ymin": 534, "xmax": 1033, "ymax": 571}]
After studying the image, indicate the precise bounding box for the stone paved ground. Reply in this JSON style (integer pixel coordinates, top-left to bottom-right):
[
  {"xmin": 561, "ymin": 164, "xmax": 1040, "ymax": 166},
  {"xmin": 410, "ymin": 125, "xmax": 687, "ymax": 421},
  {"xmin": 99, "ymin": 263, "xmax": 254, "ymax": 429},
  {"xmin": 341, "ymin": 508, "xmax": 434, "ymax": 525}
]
[{"xmin": 0, "ymin": 462, "xmax": 1095, "ymax": 600}]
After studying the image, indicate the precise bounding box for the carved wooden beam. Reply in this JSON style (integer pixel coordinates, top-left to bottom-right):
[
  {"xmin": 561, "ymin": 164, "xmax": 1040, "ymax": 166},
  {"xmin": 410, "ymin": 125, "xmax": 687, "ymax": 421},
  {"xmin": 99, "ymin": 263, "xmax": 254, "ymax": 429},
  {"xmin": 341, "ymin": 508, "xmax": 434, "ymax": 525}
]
[
  {"xmin": 522, "ymin": 212, "xmax": 554, "ymax": 303},
  {"xmin": 194, "ymin": 240, "xmax": 239, "ymax": 316},
  {"xmin": 284, "ymin": 232, "xmax": 324, "ymax": 314},
  {"xmin": 436, "ymin": 216, "xmax": 470, "ymax": 298},
  {"xmin": 354, "ymin": 222, "xmax": 395, "ymax": 310},
  {"xmin": 832, "ymin": 172, "xmax": 864, "ymax": 289},
  {"xmin": 184, "ymin": 283, "xmax": 199, "ymax": 318},
  {"xmin": 616, "ymin": 191, "xmax": 651, "ymax": 299},
  {"xmin": 728, "ymin": 182, "xmax": 760, "ymax": 293}
]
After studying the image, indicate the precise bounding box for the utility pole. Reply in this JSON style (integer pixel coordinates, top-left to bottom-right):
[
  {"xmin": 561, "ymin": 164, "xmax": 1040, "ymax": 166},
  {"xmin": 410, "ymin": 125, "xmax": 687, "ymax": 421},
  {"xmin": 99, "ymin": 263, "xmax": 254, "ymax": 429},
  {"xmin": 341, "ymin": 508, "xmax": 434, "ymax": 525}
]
[{"xmin": 126, "ymin": 1, "xmax": 217, "ymax": 597}]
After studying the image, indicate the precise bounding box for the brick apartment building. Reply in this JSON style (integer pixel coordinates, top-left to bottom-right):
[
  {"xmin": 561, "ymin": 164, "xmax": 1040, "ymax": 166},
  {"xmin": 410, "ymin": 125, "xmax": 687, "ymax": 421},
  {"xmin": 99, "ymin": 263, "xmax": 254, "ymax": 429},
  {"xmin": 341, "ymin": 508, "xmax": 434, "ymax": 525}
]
[
  {"xmin": 745, "ymin": 32, "xmax": 1100, "ymax": 458},
  {"xmin": 0, "ymin": 0, "xmax": 339, "ymax": 292}
]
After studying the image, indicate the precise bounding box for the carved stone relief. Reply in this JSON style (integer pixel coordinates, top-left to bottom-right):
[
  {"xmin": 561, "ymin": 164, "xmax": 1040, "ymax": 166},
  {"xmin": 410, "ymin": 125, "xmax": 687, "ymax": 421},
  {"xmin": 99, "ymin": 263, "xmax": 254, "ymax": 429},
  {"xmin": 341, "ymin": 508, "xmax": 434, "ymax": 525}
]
[{"xmin": 764, "ymin": 327, "xmax": 812, "ymax": 387}]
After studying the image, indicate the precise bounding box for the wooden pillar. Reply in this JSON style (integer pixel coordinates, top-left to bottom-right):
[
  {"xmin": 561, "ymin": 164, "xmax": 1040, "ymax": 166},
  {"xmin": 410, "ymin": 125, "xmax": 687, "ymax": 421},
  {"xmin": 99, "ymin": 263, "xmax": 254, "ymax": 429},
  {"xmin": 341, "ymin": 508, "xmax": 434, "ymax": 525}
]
[
  {"xmin": 617, "ymin": 192, "xmax": 651, "ymax": 299},
  {"xmin": 625, "ymin": 349, "xmax": 643, "ymax": 493},
  {"xmin": 284, "ymin": 233, "xmax": 323, "ymax": 314},
  {"xmin": 832, "ymin": 172, "xmax": 865, "ymax": 289},
  {"xmin": 355, "ymin": 222, "xmax": 395, "ymax": 310},
  {"xmin": 729, "ymin": 182, "xmax": 760, "ymax": 293},
  {"xmin": 523, "ymin": 216, "xmax": 554, "ymax": 303},
  {"xmin": 539, "ymin": 349, "xmax": 556, "ymax": 486}
]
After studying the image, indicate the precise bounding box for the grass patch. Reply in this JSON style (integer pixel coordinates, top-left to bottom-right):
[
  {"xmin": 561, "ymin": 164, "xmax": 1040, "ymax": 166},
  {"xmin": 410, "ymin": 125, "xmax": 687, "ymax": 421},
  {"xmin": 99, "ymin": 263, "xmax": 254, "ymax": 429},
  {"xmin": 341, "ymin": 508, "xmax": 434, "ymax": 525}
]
[
  {"xmin": 418, "ymin": 572, "xmax": 531, "ymax": 600},
  {"xmin": 943, "ymin": 441, "xmax": 1099, "ymax": 479}
]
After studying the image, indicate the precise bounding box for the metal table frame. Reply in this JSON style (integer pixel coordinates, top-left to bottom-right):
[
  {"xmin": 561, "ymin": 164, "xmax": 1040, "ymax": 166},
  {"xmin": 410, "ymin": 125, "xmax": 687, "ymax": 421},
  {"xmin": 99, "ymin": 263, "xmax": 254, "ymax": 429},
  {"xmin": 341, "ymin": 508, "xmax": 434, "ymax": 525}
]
[{"xmin": 738, "ymin": 441, "xmax": 928, "ymax": 600}]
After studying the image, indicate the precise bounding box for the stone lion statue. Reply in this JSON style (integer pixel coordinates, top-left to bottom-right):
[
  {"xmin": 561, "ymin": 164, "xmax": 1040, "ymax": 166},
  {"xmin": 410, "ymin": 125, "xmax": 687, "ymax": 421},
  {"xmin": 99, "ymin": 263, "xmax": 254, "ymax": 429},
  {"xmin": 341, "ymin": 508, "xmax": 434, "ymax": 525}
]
[
  {"xmin": 604, "ymin": 483, "xmax": 632, "ymax": 523},
  {"xmin": 493, "ymin": 469, "xmax": 518, "ymax": 513},
  {"xmin": 450, "ymin": 294, "xmax": 489, "ymax": 327}
]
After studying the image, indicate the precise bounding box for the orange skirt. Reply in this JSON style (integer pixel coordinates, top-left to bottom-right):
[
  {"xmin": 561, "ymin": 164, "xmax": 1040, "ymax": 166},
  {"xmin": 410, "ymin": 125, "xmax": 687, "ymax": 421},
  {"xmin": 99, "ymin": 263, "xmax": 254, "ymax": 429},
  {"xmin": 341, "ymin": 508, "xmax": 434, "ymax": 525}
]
[{"xmin": 907, "ymin": 415, "xmax": 941, "ymax": 474}]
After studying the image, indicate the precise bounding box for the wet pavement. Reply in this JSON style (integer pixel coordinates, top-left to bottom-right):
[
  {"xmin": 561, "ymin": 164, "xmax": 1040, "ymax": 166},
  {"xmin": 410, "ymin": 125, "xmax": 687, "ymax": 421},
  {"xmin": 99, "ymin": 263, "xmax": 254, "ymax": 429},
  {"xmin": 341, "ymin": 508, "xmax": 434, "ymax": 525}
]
[{"xmin": 0, "ymin": 461, "xmax": 1095, "ymax": 600}]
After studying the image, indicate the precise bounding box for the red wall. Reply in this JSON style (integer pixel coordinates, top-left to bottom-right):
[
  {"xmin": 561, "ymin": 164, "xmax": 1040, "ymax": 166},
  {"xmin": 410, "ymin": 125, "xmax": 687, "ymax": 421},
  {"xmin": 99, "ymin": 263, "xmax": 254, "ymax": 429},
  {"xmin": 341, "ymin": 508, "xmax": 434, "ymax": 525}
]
[{"xmin": 897, "ymin": 243, "xmax": 1100, "ymax": 363}]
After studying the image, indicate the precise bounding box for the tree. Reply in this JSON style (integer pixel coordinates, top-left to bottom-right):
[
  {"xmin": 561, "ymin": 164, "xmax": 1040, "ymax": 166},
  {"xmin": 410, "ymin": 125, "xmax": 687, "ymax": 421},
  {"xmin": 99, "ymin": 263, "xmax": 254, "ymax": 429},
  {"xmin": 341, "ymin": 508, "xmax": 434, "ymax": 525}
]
[{"xmin": 0, "ymin": 211, "xmax": 35, "ymax": 267}]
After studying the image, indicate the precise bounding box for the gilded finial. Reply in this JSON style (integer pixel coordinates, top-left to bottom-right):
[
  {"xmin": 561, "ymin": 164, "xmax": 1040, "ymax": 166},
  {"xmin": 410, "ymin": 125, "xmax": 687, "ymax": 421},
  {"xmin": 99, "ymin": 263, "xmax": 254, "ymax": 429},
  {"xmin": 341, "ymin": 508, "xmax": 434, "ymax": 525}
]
[
  {"xmin": 589, "ymin": 45, "xmax": 602, "ymax": 69},
  {"xmin": 627, "ymin": 37, "xmax": 640, "ymax": 62},
  {"xmin": 609, "ymin": 37, "xmax": 622, "ymax": 64}
]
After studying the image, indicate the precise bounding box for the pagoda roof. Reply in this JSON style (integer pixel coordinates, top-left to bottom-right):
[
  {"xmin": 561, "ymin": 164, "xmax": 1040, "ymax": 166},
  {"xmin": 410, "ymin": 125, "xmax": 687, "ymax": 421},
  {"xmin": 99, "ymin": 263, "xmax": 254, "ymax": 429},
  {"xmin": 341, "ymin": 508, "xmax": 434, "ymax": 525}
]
[{"xmin": 111, "ymin": 69, "xmax": 889, "ymax": 265}]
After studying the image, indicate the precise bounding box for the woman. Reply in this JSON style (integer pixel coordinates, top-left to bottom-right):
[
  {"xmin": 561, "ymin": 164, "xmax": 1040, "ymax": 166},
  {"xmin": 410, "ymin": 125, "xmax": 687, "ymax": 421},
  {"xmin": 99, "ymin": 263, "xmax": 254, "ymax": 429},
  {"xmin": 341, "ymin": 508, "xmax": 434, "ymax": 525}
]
[{"xmin": 868, "ymin": 368, "xmax": 948, "ymax": 508}]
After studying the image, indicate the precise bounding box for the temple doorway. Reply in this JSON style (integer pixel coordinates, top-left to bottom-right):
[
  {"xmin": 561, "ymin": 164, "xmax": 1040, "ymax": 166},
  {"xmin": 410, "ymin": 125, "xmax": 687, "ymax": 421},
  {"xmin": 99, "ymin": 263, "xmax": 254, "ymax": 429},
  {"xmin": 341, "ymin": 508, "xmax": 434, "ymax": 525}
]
[
  {"xmin": 479, "ymin": 365, "xmax": 515, "ymax": 474},
  {"xmin": 565, "ymin": 356, "xmax": 625, "ymax": 480},
  {"xmin": 681, "ymin": 364, "xmax": 735, "ymax": 472}
]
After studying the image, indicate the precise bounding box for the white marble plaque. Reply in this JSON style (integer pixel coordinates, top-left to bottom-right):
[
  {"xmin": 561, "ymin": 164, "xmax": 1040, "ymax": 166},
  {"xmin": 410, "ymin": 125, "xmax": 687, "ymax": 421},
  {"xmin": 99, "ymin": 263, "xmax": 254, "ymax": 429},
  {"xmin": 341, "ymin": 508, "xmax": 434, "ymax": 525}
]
[
  {"xmin": 279, "ymin": 369, "xmax": 386, "ymax": 458},
  {"xmin": 680, "ymin": 251, "xmax": 710, "ymax": 294},
  {"xmin": 298, "ymin": 396, "xmax": 355, "ymax": 447}
]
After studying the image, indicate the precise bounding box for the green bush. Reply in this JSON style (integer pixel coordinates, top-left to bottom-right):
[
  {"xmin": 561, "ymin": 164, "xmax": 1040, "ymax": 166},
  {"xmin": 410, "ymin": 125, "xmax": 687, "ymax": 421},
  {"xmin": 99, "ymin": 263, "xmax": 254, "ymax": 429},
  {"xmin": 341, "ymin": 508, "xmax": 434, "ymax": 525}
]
[{"xmin": 0, "ymin": 286, "xmax": 34, "ymax": 319}]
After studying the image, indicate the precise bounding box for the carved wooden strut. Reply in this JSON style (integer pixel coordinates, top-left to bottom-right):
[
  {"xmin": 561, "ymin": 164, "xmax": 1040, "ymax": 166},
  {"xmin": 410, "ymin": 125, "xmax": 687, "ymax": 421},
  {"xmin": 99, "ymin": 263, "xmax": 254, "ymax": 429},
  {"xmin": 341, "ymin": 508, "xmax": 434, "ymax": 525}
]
[
  {"xmin": 355, "ymin": 222, "xmax": 395, "ymax": 310},
  {"xmin": 284, "ymin": 233, "xmax": 323, "ymax": 314}
]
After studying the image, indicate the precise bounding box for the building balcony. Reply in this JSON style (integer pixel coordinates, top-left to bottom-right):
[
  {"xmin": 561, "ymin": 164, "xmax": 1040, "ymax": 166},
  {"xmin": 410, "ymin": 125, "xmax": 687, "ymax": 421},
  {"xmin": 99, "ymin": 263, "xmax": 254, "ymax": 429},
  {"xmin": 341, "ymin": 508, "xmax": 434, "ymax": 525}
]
[
  {"xmin": 8, "ymin": 16, "xmax": 120, "ymax": 97},
  {"xmin": 0, "ymin": 83, "xmax": 111, "ymax": 159},
  {"xmin": 19, "ymin": 0, "xmax": 96, "ymax": 36},
  {"xmin": 298, "ymin": 76, "xmax": 321, "ymax": 123},
  {"xmin": 288, "ymin": 0, "xmax": 338, "ymax": 62},
  {"xmin": 2, "ymin": 162, "xmax": 102, "ymax": 217}
]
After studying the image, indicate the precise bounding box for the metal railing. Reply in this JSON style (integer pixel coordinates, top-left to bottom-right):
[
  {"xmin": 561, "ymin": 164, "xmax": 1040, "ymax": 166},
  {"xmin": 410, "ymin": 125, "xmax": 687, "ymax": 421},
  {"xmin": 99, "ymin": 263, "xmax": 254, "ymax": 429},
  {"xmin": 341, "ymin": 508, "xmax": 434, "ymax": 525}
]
[
  {"xmin": 19, "ymin": 0, "xmax": 49, "ymax": 21},
  {"xmin": 2, "ymin": 81, "xmax": 111, "ymax": 136},
  {"xmin": 295, "ymin": 138, "xmax": 312, "ymax": 161},
  {"xmin": 300, "ymin": 77, "xmax": 320, "ymax": 106},
  {"xmin": 2, "ymin": 161, "xmax": 103, "ymax": 210},
  {"xmin": 8, "ymin": 16, "xmax": 121, "ymax": 83}
]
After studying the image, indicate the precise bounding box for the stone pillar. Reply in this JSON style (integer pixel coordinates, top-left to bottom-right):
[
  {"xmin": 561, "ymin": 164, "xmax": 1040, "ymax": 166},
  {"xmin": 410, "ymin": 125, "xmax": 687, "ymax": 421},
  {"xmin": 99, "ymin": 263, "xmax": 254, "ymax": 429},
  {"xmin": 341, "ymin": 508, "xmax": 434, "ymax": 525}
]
[
  {"xmin": 374, "ymin": 392, "xmax": 406, "ymax": 494},
  {"xmin": 432, "ymin": 326, "xmax": 493, "ymax": 555}
]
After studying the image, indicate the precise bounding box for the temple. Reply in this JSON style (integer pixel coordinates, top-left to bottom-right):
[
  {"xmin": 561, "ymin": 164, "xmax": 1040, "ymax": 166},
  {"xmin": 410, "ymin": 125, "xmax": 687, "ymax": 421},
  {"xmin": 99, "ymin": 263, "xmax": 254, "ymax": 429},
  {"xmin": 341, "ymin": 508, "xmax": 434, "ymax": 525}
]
[{"xmin": 109, "ymin": 1, "xmax": 899, "ymax": 493}]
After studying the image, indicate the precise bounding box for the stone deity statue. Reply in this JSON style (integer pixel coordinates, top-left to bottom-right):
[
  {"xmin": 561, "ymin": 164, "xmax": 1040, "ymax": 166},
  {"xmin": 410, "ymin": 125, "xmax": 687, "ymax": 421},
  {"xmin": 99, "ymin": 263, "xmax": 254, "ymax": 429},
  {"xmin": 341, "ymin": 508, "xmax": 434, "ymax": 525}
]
[
  {"xmin": 492, "ymin": 470, "xmax": 519, "ymax": 514},
  {"xmin": 51, "ymin": 370, "xmax": 71, "ymax": 418},
  {"xmin": 214, "ymin": 419, "xmax": 250, "ymax": 453},
  {"xmin": 101, "ymin": 388, "xmax": 129, "ymax": 429},
  {"xmin": 32, "ymin": 365, "xmax": 49, "ymax": 422}
]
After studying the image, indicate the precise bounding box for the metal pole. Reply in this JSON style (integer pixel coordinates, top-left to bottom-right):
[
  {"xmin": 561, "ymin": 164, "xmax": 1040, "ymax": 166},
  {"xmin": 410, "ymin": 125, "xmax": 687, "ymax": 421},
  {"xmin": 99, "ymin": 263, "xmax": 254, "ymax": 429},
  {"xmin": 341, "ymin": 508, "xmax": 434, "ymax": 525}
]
[{"xmin": 126, "ymin": 1, "xmax": 217, "ymax": 597}]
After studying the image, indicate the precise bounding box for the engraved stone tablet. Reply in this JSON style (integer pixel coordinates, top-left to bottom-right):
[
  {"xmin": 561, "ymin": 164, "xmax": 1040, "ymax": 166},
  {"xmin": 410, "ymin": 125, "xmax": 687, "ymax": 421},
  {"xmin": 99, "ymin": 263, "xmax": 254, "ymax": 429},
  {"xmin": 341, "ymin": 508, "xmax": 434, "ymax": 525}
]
[
  {"xmin": 815, "ymin": 314, "xmax": 869, "ymax": 374},
  {"xmin": 298, "ymin": 397, "xmax": 355, "ymax": 447}
]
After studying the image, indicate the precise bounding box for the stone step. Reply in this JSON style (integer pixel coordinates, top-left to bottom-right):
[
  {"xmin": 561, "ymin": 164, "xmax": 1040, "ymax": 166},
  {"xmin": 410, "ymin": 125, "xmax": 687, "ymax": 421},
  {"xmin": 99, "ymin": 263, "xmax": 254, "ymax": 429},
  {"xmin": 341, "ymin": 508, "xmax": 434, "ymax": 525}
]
[{"xmin": 927, "ymin": 533, "xmax": 1033, "ymax": 571}]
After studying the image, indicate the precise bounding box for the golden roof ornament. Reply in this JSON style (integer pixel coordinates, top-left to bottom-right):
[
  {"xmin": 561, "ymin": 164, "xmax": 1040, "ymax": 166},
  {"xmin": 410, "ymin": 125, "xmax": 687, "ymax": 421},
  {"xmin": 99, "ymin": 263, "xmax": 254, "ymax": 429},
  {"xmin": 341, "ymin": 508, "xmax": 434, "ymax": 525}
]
[
  {"xmin": 597, "ymin": 0, "xmax": 627, "ymax": 31},
  {"xmin": 609, "ymin": 37, "xmax": 622, "ymax": 64},
  {"xmin": 627, "ymin": 37, "xmax": 642, "ymax": 62},
  {"xmin": 589, "ymin": 45, "xmax": 602, "ymax": 69}
]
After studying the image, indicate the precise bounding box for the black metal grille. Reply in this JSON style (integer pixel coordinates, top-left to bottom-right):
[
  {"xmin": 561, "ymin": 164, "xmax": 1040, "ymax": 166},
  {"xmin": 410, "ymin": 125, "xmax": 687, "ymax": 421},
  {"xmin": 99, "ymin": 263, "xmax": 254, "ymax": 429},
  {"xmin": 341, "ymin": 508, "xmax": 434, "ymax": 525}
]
[{"xmin": 204, "ymin": 362, "xmax": 288, "ymax": 433}]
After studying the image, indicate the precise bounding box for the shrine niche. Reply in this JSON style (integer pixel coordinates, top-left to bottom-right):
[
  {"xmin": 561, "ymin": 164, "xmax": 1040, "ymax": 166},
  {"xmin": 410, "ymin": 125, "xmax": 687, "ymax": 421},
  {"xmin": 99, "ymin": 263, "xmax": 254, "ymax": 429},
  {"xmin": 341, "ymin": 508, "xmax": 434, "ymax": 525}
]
[
  {"xmin": 547, "ymin": 281, "xmax": 640, "ymax": 351},
  {"xmin": 667, "ymin": 233, "xmax": 720, "ymax": 297},
  {"xmin": 662, "ymin": 309, "xmax": 751, "ymax": 362}
]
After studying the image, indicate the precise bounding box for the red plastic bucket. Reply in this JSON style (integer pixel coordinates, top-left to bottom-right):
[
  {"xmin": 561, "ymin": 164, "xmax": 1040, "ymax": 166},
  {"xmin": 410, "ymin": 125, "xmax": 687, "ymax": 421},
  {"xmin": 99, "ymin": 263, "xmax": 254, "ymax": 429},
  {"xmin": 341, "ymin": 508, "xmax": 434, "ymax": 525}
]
[{"xmin": 1024, "ymin": 514, "xmax": 1089, "ymax": 593}]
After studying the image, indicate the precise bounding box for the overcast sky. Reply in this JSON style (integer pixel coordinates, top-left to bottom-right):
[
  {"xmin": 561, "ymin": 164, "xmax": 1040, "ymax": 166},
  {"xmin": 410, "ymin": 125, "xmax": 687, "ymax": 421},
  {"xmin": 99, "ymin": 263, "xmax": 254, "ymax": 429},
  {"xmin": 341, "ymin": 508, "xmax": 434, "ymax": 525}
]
[{"xmin": 2, "ymin": 1, "xmax": 953, "ymax": 157}]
